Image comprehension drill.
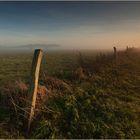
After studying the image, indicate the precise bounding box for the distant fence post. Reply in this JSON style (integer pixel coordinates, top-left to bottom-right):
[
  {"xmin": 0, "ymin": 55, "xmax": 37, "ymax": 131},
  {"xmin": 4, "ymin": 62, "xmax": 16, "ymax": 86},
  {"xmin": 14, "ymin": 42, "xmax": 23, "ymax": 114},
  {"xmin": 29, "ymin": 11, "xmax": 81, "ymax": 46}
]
[
  {"xmin": 113, "ymin": 47, "xmax": 117, "ymax": 59},
  {"xmin": 26, "ymin": 49, "xmax": 43, "ymax": 131},
  {"xmin": 126, "ymin": 46, "xmax": 129, "ymax": 51}
]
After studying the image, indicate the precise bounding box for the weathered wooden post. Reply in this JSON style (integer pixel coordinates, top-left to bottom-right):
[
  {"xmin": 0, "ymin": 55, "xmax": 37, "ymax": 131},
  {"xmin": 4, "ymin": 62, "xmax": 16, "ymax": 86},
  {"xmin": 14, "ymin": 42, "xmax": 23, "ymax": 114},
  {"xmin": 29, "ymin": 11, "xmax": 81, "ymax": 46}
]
[
  {"xmin": 26, "ymin": 49, "xmax": 43, "ymax": 131},
  {"xmin": 113, "ymin": 47, "xmax": 117, "ymax": 59}
]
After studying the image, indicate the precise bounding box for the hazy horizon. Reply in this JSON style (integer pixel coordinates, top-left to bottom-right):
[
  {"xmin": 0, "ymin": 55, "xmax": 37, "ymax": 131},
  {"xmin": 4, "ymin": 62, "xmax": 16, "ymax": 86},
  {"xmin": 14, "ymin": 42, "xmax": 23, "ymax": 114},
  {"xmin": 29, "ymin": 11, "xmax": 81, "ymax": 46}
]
[{"xmin": 0, "ymin": 1, "xmax": 140, "ymax": 51}]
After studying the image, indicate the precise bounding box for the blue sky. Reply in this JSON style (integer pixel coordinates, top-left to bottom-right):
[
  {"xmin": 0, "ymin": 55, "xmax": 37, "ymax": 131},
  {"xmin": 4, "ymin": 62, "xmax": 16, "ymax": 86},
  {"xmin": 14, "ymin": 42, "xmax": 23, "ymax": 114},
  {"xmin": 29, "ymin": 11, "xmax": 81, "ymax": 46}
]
[{"xmin": 0, "ymin": 1, "xmax": 140, "ymax": 50}]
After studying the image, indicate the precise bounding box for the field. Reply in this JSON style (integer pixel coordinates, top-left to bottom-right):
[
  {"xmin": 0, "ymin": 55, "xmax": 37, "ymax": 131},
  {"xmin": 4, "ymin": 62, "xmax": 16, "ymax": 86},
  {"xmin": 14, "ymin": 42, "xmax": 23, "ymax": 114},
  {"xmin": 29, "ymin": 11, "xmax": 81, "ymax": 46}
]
[{"xmin": 0, "ymin": 48, "xmax": 140, "ymax": 138}]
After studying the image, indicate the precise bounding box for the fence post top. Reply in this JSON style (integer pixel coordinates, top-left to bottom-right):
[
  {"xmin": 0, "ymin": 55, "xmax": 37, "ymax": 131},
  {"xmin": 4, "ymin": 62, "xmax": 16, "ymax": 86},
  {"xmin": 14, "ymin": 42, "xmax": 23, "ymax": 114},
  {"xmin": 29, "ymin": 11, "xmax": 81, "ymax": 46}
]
[{"xmin": 34, "ymin": 49, "xmax": 43, "ymax": 52}]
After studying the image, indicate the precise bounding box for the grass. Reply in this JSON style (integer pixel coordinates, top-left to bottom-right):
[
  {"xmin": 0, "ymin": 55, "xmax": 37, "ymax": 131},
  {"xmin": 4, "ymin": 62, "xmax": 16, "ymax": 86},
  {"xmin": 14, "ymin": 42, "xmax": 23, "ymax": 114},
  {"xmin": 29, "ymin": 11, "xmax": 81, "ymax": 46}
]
[{"xmin": 0, "ymin": 48, "xmax": 140, "ymax": 138}]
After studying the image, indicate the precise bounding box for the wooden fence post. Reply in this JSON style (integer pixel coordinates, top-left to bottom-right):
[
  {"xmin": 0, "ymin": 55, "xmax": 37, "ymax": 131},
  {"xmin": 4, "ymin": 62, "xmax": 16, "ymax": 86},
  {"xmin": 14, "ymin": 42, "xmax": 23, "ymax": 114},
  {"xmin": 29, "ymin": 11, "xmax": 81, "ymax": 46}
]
[
  {"xmin": 26, "ymin": 49, "xmax": 43, "ymax": 131},
  {"xmin": 113, "ymin": 47, "xmax": 117, "ymax": 59},
  {"xmin": 126, "ymin": 46, "xmax": 129, "ymax": 51}
]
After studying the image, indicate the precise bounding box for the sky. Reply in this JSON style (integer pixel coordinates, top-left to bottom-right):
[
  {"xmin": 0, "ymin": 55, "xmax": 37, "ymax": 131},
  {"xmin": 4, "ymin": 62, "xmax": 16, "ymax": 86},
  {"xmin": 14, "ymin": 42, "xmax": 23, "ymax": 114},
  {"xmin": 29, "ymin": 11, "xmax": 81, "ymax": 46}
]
[{"xmin": 0, "ymin": 1, "xmax": 140, "ymax": 50}]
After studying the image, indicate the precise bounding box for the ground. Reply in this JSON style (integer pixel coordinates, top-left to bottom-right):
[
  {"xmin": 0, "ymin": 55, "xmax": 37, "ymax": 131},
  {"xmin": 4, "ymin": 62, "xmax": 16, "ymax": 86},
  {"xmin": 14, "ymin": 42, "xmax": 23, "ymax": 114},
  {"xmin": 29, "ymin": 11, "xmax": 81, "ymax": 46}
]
[{"xmin": 0, "ymin": 48, "xmax": 140, "ymax": 138}]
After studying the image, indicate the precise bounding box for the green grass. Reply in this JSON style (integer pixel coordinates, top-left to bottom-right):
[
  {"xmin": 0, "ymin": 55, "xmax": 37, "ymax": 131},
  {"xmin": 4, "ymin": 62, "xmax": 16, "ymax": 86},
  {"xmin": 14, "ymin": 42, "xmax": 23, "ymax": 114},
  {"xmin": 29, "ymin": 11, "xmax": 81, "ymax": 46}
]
[{"xmin": 0, "ymin": 49, "xmax": 140, "ymax": 138}]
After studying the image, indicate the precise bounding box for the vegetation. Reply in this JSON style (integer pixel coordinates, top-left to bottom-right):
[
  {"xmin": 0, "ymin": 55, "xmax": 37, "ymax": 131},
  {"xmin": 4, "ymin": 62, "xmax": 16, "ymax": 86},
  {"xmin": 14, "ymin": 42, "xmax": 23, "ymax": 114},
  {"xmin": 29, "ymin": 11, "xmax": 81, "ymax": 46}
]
[{"xmin": 0, "ymin": 48, "xmax": 140, "ymax": 138}]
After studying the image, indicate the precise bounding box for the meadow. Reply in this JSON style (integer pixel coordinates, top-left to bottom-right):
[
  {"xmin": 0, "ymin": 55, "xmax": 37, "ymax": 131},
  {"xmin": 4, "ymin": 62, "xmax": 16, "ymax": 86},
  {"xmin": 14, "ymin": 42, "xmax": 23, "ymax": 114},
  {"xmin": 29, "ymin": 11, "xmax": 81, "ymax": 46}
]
[{"xmin": 0, "ymin": 48, "xmax": 140, "ymax": 138}]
